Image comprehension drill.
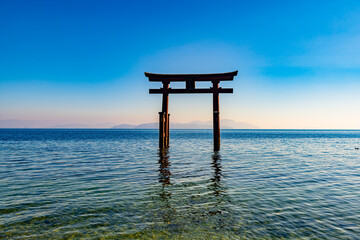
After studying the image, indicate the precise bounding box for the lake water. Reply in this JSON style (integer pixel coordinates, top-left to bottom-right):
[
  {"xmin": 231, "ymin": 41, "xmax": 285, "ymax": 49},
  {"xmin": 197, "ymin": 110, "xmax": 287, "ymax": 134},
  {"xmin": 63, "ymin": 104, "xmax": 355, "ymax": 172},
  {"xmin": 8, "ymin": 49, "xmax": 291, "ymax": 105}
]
[{"xmin": 1, "ymin": 129, "xmax": 360, "ymax": 239}]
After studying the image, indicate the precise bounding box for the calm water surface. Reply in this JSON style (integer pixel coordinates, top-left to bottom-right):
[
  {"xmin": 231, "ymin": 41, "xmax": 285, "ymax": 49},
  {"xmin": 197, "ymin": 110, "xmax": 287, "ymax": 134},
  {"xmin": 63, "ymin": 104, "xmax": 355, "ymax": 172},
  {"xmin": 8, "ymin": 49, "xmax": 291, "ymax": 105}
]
[{"xmin": 1, "ymin": 129, "xmax": 360, "ymax": 239}]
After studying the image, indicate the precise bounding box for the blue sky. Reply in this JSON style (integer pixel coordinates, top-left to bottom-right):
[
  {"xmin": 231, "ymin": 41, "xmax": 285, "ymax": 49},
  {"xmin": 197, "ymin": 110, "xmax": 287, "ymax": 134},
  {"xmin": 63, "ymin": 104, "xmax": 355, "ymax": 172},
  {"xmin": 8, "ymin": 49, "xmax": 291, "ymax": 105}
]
[{"xmin": 1, "ymin": 0, "xmax": 360, "ymax": 128}]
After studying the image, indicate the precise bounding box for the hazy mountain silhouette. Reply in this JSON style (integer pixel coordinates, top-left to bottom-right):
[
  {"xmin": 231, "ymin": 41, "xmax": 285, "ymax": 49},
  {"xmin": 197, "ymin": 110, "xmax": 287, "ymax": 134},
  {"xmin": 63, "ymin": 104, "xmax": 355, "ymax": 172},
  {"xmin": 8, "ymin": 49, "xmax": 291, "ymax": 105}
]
[
  {"xmin": 49, "ymin": 122, "xmax": 116, "ymax": 128},
  {"xmin": 0, "ymin": 119, "xmax": 47, "ymax": 128},
  {"xmin": 0, "ymin": 119, "xmax": 258, "ymax": 129},
  {"xmin": 0, "ymin": 120, "xmax": 117, "ymax": 128},
  {"xmin": 112, "ymin": 119, "xmax": 258, "ymax": 129}
]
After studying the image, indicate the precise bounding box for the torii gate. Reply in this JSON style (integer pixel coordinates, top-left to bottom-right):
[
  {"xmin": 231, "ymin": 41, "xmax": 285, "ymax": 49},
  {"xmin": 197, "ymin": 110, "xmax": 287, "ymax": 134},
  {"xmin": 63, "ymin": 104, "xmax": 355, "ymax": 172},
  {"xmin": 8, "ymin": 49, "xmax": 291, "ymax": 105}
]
[{"xmin": 146, "ymin": 71, "xmax": 237, "ymax": 151}]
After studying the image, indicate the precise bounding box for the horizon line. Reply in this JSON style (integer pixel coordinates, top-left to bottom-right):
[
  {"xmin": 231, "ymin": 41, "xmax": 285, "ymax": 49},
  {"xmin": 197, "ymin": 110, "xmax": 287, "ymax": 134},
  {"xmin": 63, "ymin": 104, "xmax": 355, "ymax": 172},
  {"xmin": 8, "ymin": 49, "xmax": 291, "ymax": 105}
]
[{"xmin": 0, "ymin": 128, "xmax": 359, "ymax": 130}]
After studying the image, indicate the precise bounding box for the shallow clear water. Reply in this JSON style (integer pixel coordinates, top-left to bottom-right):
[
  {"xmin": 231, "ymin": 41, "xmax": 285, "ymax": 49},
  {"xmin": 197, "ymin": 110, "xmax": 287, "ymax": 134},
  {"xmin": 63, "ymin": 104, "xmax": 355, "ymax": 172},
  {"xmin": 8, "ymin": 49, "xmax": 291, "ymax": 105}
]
[{"xmin": 1, "ymin": 129, "xmax": 360, "ymax": 239}]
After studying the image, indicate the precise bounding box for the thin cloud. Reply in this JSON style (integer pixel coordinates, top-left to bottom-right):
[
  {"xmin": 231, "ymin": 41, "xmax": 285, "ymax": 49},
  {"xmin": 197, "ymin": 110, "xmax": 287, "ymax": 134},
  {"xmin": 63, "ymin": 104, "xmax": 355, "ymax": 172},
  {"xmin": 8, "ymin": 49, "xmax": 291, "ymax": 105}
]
[{"xmin": 136, "ymin": 41, "xmax": 267, "ymax": 75}]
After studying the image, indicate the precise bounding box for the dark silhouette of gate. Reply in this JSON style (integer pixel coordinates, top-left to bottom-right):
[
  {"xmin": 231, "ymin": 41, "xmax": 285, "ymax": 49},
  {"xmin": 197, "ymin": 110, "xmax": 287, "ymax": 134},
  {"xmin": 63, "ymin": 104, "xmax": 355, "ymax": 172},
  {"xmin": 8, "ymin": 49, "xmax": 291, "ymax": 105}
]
[{"xmin": 146, "ymin": 71, "xmax": 237, "ymax": 151}]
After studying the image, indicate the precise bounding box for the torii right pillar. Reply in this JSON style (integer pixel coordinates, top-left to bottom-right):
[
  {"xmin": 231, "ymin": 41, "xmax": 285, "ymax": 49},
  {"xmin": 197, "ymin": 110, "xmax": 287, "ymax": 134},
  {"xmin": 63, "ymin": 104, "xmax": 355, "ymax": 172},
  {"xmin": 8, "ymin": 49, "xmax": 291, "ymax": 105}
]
[{"xmin": 212, "ymin": 80, "xmax": 220, "ymax": 151}]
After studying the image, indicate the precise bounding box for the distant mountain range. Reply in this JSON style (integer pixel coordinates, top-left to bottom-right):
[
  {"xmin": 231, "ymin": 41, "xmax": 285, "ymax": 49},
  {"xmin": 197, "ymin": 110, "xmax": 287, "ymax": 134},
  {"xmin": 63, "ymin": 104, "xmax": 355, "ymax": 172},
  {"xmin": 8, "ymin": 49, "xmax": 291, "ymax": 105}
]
[
  {"xmin": 0, "ymin": 119, "xmax": 258, "ymax": 129},
  {"xmin": 0, "ymin": 120, "xmax": 117, "ymax": 128},
  {"xmin": 112, "ymin": 119, "xmax": 258, "ymax": 129}
]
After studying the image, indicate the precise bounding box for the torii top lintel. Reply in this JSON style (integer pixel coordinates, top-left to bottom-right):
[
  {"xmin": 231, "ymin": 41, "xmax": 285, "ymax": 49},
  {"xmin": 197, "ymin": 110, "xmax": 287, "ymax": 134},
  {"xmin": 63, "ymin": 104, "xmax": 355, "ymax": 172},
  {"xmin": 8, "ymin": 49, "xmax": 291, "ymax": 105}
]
[{"xmin": 145, "ymin": 71, "xmax": 238, "ymax": 82}]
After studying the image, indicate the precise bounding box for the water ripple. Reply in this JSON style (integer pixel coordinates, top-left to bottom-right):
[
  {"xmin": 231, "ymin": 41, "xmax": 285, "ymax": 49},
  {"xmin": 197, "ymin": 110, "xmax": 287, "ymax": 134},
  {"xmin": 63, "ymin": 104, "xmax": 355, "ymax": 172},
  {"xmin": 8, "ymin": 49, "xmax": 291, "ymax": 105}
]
[{"xmin": 1, "ymin": 129, "xmax": 360, "ymax": 239}]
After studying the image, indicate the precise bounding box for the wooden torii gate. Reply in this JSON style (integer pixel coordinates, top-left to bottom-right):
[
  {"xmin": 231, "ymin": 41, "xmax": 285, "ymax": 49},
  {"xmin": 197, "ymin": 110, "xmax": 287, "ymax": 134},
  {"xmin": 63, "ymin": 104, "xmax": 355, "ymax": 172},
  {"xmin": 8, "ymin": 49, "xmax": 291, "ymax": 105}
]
[{"xmin": 146, "ymin": 71, "xmax": 237, "ymax": 151}]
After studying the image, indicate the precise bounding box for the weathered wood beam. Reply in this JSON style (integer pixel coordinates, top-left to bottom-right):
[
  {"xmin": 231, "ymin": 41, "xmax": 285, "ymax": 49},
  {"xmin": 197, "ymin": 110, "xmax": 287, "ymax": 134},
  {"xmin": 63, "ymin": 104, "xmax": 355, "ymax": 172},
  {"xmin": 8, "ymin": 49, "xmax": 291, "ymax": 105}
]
[
  {"xmin": 149, "ymin": 88, "xmax": 233, "ymax": 94},
  {"xmin": 145, "ymin": 71, "xmax": 238, "ymax": 82}
]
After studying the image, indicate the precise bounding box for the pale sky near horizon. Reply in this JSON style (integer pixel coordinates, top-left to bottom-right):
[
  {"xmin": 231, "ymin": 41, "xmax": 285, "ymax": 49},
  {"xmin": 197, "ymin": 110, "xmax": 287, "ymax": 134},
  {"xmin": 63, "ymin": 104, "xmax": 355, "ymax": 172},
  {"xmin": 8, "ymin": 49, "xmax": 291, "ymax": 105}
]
[{"xmin": 1, "ymin": 0, "xmax": 360, "ymax": 129}]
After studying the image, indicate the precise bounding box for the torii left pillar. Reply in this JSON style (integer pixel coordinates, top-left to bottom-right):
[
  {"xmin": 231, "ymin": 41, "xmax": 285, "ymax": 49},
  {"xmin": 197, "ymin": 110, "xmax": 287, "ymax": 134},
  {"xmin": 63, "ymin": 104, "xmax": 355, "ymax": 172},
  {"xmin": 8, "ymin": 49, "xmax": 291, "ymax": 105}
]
[{"xmin": 159, "ymin": 81, "xmax": 170, "ymax": 148}]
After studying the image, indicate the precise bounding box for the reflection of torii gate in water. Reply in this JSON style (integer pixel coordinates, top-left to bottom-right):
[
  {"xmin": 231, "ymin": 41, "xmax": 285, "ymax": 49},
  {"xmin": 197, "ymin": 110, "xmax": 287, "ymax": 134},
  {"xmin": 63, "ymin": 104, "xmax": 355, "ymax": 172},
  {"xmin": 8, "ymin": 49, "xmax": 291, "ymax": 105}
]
[{"xmin": 146, "ymin": 71, "xmax": 237, "ymax": 151}]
